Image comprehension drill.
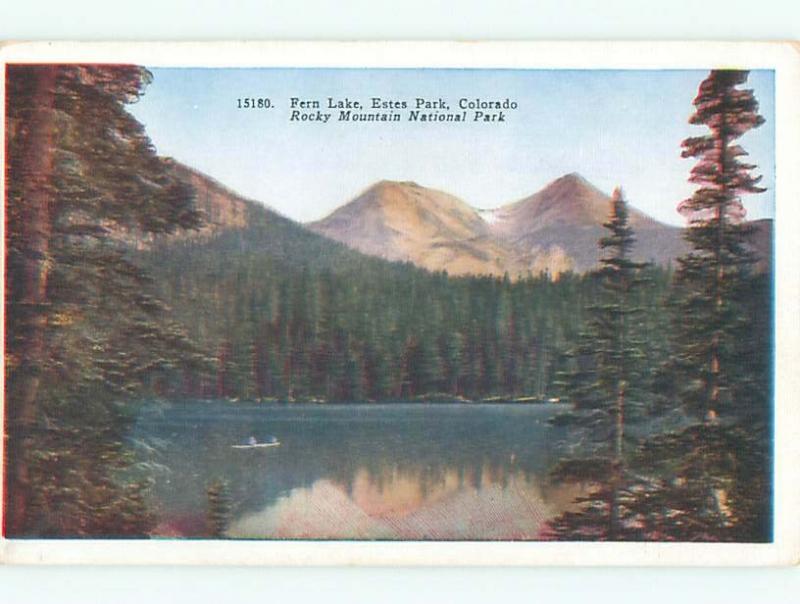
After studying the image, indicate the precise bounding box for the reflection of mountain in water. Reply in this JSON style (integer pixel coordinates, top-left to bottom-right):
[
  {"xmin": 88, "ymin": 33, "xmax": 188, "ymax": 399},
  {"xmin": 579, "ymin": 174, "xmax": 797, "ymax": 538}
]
[{"xmin": 228, "ymin": 468, "xmax": 581, "ymax": 540}]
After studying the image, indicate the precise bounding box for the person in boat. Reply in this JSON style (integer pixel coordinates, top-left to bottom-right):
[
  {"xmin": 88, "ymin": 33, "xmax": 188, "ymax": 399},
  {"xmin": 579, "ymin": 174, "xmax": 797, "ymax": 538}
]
[{"xmin": 248, "ymin": 435, "xmax": 257, "ymax": 446}]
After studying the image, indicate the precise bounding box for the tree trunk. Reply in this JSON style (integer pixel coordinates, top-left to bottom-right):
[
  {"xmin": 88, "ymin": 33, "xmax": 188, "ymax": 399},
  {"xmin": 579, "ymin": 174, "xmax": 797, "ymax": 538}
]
[
  {"xmin": 6, "ymin": 65, "xmax": 58, "ymax": 536},
  {"xmin": 610, "ymin": 382, "xmax": 626, "ymax": 539},
  {"xmin": 709, "ymin": 130, "xmax": 728, "ymax": 422}
]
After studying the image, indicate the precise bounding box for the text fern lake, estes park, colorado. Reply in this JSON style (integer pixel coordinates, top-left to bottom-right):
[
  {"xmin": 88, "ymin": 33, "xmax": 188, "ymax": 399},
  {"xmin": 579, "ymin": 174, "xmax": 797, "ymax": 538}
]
[
  {"xmin": 278, "ymin": 96, "xmax": 519, "ymax": 123},
  {"xmin": 1, "ymin": 42, "xmax": 799, "ymax": 566}
]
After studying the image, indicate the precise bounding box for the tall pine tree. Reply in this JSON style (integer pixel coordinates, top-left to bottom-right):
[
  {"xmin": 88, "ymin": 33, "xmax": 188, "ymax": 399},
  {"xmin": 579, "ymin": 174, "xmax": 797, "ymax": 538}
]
[
  {"xmin": 675, "ymin": 69, "xmax": 766, "ymax": 423},
  {"xmin": 5, "ymin": 65, "xmax": 201, "ymax": 536},
  {"xmin": 634, "ymin": 69, "xmax": 770, "ymax": 541},
  {"xmin": 548, "ymin": 188, "xmax": 651, "ymax": 540}
]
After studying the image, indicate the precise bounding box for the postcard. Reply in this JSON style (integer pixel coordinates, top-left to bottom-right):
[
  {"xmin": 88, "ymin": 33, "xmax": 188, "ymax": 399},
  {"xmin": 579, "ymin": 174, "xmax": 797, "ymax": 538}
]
[{"xmin": 1, "ymin": 41, "xmax": 798, "ymax": 566}]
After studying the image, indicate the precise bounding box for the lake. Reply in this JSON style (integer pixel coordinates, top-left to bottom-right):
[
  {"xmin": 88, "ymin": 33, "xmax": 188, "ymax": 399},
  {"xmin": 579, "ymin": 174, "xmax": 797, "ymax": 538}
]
[{"xmin": 130, "ymin": 402, "xmax": 577, "ymax": 540}]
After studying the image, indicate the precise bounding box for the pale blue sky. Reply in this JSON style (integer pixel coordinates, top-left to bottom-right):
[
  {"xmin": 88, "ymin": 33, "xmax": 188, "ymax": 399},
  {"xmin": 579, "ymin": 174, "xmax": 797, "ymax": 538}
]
[{"xmin": 129, "ymin": 68, "xmax": 774, "ymax": 226}]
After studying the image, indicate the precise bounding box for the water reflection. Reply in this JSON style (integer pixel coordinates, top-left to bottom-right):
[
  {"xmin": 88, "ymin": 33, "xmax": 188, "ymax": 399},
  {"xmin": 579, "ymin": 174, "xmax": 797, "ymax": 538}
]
[
  {"xmin": 228, "ymin": 469, "xmax": 579, "ymax": 540},
  {"xmin": 132, "ymin": 402, "xmax": 573, "ymax": 540}
]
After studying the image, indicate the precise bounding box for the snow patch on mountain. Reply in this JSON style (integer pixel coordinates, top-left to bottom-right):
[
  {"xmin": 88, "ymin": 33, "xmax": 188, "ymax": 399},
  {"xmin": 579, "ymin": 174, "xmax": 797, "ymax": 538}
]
[{"xmin": 477, "ymin": 208, "xmax": 501, "ymax": 224}]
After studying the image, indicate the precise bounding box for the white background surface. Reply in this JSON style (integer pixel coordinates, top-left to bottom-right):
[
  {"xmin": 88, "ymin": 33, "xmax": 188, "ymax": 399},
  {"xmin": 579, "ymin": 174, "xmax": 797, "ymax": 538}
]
[{"xmin": 1, "ymin": 1, "xmax": 799, "ymax": 602}]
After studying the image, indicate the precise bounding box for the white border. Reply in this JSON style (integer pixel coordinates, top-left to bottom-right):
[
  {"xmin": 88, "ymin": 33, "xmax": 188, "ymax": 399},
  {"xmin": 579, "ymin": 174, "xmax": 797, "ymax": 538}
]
[{"xmin": 1, "ymin": 40, "xmax": 798, "ymax": 567}]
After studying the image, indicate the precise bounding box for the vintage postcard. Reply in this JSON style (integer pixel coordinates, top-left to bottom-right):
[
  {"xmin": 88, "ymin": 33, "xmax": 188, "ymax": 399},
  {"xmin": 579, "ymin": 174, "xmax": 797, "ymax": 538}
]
[{"xmin": 1, "ymin": 41, "xmax": 798, "ymax": 566}]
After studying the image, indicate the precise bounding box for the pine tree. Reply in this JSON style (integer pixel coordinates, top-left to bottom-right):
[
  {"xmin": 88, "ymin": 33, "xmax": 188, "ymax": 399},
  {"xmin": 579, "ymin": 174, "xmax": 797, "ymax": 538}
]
[
  {"xmin": 636, "ymin": 69, "xmax": 770, "ymax": 541},
  {"xmin": 548, "ymin": 188, "xmax": 650, "ymax": 540},
  {"xmin": 5, "ymin": 65, "xmax": 200, "ymax": 536},
  {"xmin": 675, "ymin": 69, "xmax": 766, "ymax": 423}
]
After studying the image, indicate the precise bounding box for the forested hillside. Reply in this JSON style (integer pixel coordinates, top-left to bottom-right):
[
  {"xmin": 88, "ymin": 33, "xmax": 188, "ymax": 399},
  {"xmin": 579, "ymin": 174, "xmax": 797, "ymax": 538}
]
[{"xmin": 142, "ymin": 200, "xmax": 675, "ymax": 402}]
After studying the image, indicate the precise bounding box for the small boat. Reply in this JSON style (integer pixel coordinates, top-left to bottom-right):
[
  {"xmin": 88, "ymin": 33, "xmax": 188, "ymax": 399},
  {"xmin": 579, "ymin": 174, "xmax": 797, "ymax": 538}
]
[
  {"xmin": 231, "ymin": 441, "xmax": 280, "ymax": 449},
  {"xmin": 232, "ymin": 435, "xmax": 280, "ymax": 449}
]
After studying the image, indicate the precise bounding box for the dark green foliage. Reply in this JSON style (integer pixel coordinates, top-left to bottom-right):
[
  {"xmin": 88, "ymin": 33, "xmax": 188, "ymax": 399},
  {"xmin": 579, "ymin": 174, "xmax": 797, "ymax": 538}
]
[
  {"xmin": 140, "ymin": 218, "xmax": 622, "ymax": 402},
  {"xmin": 548, "ymin": 71, "xmax": 772, "ymax": 544},
  {"xmin": 629, "ymin": 422, "xmax": 770, "ymax": 541},
  {"xmin": 25, "ymin": 413, "xmax": 155, "ymax": 538},
  {"xmin": 604, "ymin": 70, "xmax": 773, "ymax": 543},
  {"xmin": 549, "ymin": 70, "xmax": 772, "ymax": 544},
  {"xmin": 547, "ymin": 189, "xmax": 660, "ymax": 540},
  {"xmin": 5, "ymin": 65, "xmax": 201, "ymax": 536},
  {"xmin": 653, "ymin": 70, "xmax": 771, "ymax": 541},
  {"xmin": 556, "ymin": 190, "xmax": 656, "ymax": 423},
  {"xmin": 674, "ymin": 69, "xmax": 767, "ymax": 423}
]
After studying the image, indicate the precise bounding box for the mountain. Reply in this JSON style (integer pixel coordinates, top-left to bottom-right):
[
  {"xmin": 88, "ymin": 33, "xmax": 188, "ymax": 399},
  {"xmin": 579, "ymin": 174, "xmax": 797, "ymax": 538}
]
[
  {"xmin": 309, "ymin": 174, "xmax": 688, "ymax": 277},
  {"xmin": 123, "ymin": 160, "xmax": 276, "ymax": 247},
  {"xmin": 154, "ymin": 164, "xmax": 767, "ymax": 278},
  {"xmin": 490, "ymin": 173, "xmax": 629, "ymax": 238},
  {"xmin": 309, "ymin": 180, "xmax": 521, "ymax": 277},
  {"xmin": 168, "ymin": 161, "xmax": 253, "ymax": 235},
  {"xmin": 489, "ymin": 173, "xmax": 688, "ymax": 273}
]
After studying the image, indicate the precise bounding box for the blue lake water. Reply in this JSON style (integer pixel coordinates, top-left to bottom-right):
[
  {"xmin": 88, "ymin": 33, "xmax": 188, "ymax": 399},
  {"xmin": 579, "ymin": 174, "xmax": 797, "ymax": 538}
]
[{"xmin": 130, "ymin": 402, "xmax": 576, "ymax": 540}]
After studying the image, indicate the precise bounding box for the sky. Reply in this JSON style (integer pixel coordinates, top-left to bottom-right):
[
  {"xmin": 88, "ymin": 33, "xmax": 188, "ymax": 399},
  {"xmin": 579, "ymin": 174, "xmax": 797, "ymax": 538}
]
[{"xmin": 129, "ymin": 68, "xmax": 775, "ymax": 227}]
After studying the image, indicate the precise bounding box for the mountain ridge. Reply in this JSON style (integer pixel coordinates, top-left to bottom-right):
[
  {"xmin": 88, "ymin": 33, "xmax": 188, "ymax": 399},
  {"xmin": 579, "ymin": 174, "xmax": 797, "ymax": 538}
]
[
  {"xmin": 310, "ymin": 173, "xmax": 689, "ymax": 276},
  {"xmin": 154, "ymin": 161, "xmax": 770, "ymax": 278}
]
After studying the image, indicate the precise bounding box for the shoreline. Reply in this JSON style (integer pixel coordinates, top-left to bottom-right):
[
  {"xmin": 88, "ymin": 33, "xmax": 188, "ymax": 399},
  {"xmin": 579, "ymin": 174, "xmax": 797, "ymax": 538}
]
[{"xmin": 155, "ymin": 396, "xmax": 565, "ymax": 407}]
